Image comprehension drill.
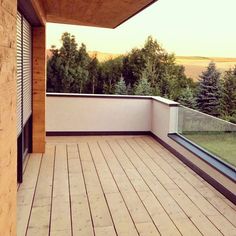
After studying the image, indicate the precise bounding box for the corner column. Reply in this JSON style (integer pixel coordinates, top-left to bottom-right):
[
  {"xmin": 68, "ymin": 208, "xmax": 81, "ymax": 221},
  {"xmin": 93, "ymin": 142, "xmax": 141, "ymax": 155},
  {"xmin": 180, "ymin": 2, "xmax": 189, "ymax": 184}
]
[{"xmin": 32, "ymin": 26, "xmax": 46, "ymax": 153}]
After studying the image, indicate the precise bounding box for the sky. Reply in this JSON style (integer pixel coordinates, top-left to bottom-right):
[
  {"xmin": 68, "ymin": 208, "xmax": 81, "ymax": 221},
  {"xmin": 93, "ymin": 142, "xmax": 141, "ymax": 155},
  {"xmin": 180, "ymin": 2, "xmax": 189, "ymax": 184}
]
[{"xmin": 46, "ymin": 0, "xmax": 236, "ymax": 58}]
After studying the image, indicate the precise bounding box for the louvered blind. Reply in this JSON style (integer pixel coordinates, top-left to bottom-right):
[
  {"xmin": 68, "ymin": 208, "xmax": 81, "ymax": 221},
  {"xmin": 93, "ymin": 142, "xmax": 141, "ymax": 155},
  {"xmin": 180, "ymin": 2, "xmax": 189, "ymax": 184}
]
[
  {"xmin": 16, "ymin": 11, "xmax": 32, "ymax": 136},
  {"xmin": 17, "ymin": 12, "xmax": 22, "ymax": 136},
  {"xmin": 22, "ymin": 17, "xmax": 32, "ymax": 125}
]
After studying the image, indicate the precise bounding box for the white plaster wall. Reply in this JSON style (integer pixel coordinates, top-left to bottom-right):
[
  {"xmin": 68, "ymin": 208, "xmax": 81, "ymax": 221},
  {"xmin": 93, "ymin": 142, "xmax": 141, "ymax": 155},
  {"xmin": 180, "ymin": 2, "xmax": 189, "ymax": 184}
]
[
  {"xmin": 46, "ymin": 96, "xmax": 151, "ymax": 132},
  {"xmin": 151, "ymin": 100, "xmax": 171, "ymax": 142}
]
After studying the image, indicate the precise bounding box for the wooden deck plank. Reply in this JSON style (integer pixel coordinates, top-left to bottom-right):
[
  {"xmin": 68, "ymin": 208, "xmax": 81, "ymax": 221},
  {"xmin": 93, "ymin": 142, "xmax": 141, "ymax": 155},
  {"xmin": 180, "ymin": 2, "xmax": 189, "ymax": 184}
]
[
  {"xmin": 136, "ymin": 222, "xmax": 161, "ymax": 236},
  {"xmin": 143, "ymin": 136, "xmax": 236, "ymax": 211},
  {"xmin": 141, "ymin": 137, "xmax": 236, "ymax": 234},
  {"xmin": 78, "ymin": 142, "xmax": 114, "ymax": 229},
  {"xmin": 94, "ymin": 226, "xmax": 117, "ymax": 236},
  {"xmin": 98, "ymin": 140, "xmax": 160, "ymax": 235},
  {"xmin": 88, "ymin": 141, "xmax": 119, "ymax": 194},
  {"xmin": 18, "ymin": 154, "xmax": 30, "ymax": 190},
  {"xmin": 126, "ymin": 138, "xmax": 224, "ymax": 236},
  {"xmin": 18, "ymin": 136, "xmax": 236, "ymax": 236},
  {"xmin": 90, "ymin": 141, "xmax": 155, "ymax": 226},
  {"xmin": 105, "ymin": 193, "xmax": 138, "ymax": 236},
  {"xmin": 143, "ymin": 136, "xmax": 236, "ymax": 223},
  {"xmin": 114, "ymin": 139, "xmax": 203, "ymax": 236},
  {"xmin": 138, "ymin": 190, "xmax": 181, "ymax": 236},
  {"xmin": 67, "ymin": 144, "xmax": 94, "ymax": 236},
  {"xmin": 89, "ymin": 141, "xmax": 140, "ymax": 235},
  {"xmin": 26, "ymin": 144, "xmax": 55, "ymax": 236},
  {"xmin": 17, "ymin": 154, "xmax": 42, "ymax": 236},
  {"xmin": 50, "ymin": 144, "xmax": 72, "ymax": 236}
]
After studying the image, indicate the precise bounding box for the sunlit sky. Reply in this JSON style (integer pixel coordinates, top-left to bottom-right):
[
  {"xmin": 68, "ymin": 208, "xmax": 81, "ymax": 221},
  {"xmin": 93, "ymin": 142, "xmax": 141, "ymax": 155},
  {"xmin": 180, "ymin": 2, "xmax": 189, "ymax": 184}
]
[{"xmin": 46, "ymin": 0, "xmax": 236, "ymax": 57}]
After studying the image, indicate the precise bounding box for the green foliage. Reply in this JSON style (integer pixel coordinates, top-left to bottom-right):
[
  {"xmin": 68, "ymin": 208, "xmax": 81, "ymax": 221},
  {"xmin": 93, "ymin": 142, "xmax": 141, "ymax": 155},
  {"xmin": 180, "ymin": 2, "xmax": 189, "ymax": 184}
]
[
  {"xmin": 220, "ymin": 66, "xmax": 236, "ymax": 119},
  {"xmin": 162, "ymin": 64, "xmax": 194, "ymax": 101},
  {"xmin": 121, "ymin": 36, "xmax": 195, "ymax": 100},
  {"xmin": 134, "ymin": 70, "xmax": 153, "ymax": 96},
  {"xmin": 122, "ymin": 48, "xmax": 146, "ymax": 87},
  {"xmin": 179, "ymin": 86, "xmax": 197, "ymax": 109},
  {"xmin": 100, "ymin": 56, "xmax": 123, "ymax": 94},
  {"xmin": 115, "ymin": 76, "xmax": 127, "ymax": 95},
  {"xmin": 47, "ymin": 32, "xmax": 90, "ymax": 93},
  {"xmin": 86, "ymin": 56, "xmax": 99, "ymax": 94},
  {"xmin": 47, "ymin": 34, "xmax": 196, "ymax": 99},
  {"xmin": 196, "ymin": 62, "xmax": 221, "ymax": 116}
]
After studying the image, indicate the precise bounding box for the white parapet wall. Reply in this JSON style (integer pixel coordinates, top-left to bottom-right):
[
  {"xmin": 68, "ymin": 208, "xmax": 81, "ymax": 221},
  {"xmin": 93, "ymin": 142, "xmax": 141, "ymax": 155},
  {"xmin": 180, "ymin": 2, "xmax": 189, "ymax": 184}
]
[
  {"xmin": 151, "ymin": 96, "xmax": 179, "ymax": 141},
  {"xmin": 46, "ymin": 93, "xmax": 152, "ymax": 132}
]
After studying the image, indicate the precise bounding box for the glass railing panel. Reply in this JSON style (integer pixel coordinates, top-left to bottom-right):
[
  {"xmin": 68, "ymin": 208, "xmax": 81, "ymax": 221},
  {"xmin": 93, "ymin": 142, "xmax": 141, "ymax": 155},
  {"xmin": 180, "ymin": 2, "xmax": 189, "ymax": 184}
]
[{"xmin": 178, "ymin": 106, "xmax": 236, "ymax": 167}]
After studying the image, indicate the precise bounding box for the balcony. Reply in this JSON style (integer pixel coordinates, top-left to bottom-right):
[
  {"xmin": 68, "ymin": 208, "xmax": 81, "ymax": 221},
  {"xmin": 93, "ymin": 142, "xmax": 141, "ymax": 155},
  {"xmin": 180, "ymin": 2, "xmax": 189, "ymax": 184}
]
[{"xmin": 17, "ymin": 94, "xmax": 236, "ymax": 236}]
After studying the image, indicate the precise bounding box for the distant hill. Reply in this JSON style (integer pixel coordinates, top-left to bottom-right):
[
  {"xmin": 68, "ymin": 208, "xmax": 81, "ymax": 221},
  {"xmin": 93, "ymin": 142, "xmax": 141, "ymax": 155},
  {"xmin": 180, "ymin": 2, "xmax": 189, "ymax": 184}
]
[
  {"xmin": 176, "ymin": 56, "xmax": 236, "ymax": 80},
  {"xmin": 47, "ymin": 49, "xmax": 236, "ymax": 80},
  {"xmin": 88, "ymin": 51, "xmax": 236, "ymax": 80},
  {"xmin": 47, "ymin": 49, "xmax": 122, "ymax": 62},
  {"xmin": 88, "ymin": 51, "xmax": 122, "ymax": 62}
]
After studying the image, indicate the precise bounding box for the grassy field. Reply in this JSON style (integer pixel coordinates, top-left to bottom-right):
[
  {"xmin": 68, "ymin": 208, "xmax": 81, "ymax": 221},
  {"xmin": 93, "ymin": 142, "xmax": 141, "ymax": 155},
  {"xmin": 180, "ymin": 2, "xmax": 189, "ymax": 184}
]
[{"xmin": 183, "ymin": 132, "xmax": 236, "ymax": 167}]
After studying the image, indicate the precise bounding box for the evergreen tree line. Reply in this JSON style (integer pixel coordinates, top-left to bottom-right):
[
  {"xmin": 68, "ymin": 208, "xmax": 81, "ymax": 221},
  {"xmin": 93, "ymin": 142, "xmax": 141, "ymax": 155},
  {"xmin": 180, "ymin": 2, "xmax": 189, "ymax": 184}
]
[{"xmin": 47, "ymin": 32, "xmax": 236, "ymax": 123}]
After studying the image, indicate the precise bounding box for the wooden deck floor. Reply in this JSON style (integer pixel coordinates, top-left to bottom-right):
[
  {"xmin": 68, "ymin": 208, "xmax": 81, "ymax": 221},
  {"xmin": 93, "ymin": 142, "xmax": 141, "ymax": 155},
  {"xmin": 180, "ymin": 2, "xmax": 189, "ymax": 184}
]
[{"xmin": 17, "ymin": 136, "xmax": 236, "ymax": 236}]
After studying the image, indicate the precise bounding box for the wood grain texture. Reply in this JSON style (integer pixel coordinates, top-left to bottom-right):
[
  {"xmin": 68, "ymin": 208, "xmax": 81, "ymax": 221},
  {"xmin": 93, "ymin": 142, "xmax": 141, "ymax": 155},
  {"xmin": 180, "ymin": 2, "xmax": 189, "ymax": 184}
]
[
  {"xmin": 37, "ymin": 0, "xmax": 155, "ymax": 28},
  {"xmin": 17, "ymin": 136, "xmax": 236, "ymax": 236},
  {"xmin": 32, "ymin": 26, "xmax": 46, "ymax": 153},
  {"xmin": 31, "ymin": 0, "xmax": 46, "ymax": 25},
  {"xmin": 0, "ymin": 1, "xmax": 17, "ymax": 235}
]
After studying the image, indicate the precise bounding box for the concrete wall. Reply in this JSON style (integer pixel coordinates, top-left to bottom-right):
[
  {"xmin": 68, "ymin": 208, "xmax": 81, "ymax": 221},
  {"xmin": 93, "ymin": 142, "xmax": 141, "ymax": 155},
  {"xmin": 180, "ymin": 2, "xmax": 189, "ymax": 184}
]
[
  {"xmin": 46, "ymin": 95, "xmax": 151, "ymax": 132},
  {"xmin": 0, "ymin": 0, "xmax": 17, "ymax": 235}
]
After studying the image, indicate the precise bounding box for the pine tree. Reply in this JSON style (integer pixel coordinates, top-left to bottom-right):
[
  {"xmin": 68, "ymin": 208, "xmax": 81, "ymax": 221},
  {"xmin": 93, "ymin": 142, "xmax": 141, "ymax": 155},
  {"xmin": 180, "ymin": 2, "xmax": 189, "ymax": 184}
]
[
  {"xmin": 197, "ymin": 62, "xmax": 221, "ymax": 116},
  {"xmin": 114, "ymin": 76, "xmax": 127, "ymax": 95},
  {"xmin": 179, "ymin": 86, "xmax": 197, "ymax": 109},
  {"xmin": 134, "ymin": 70, "xmax": 152, "ymax": 96},
  {"xmin": 220, "ymin": 66, "xmax": 236, "ymax": 120}
]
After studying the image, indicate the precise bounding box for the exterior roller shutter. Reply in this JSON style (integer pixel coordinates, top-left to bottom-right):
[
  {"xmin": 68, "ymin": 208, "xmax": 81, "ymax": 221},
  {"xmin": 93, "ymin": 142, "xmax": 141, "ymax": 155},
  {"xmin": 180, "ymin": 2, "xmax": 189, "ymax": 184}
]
[
  {"xmin": 16, "ymin": 11, "xmax": 33, "ymax": 183},
  {"xmin": 22, "ymin": 17, "xmax": 32, "ymax": 126},
  {"xmin": 16, "ymin": 12, "xmax": 22, "ymax": 136}
]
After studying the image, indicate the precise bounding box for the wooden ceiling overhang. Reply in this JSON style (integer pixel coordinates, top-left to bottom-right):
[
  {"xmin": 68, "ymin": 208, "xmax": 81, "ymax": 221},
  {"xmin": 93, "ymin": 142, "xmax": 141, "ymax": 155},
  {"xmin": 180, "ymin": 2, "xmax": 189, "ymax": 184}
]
[{"xmin": 31, "ymin": 0, "xmax": 157, "ymax": 28}]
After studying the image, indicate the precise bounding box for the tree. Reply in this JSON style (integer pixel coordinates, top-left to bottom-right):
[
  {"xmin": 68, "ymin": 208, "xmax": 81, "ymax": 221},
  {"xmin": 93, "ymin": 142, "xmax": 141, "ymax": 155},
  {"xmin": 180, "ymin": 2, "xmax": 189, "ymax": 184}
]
[
  {"xmin": 134, "ymin": 70, "xmax": 152, "ymax": 96},
  {"xmin": 47, "ymin": 46, "xmax": 64, "ymax": 92},
  {"xmin": 73, "ymin": 43, "xmax": 90, "ymax": 93},
  {"xmin": 166, "ymin": 65, "xmax": 195, "ymax": 101},
  {"xmin": 87, "ymin": 56, "xmax": 99, "ymax": 94},
  {"xmin": 115, "ymin": 76, "xmax": 127, "ymax": 95},
  {"xmin": 100, "ymin": 56, "xmax": 123, "ymax": 94},
  {"xmin": 196, "ymin": 62, "xmax": 221, "ymax": 116},
  {"xmin": 220, "ymin": 66, "xmax": 236, "ymax": 121},
  {"xmin": 179, "ymin": 86, "xmax": 197, "ymax": 109},
  {"xmin": 47, "ymin": 32, "xmax": 90, "ymax": 93},
  {"xmin": 122, "ymin": 36, "xmax": 195, "ymax": 99},
  {"xmin": 47, "ymin": 33, "xmax": 195, "ymax": 98},
  {"xmin": 122, "ymin": 48, "xmax": 146, "ymax": 87}
]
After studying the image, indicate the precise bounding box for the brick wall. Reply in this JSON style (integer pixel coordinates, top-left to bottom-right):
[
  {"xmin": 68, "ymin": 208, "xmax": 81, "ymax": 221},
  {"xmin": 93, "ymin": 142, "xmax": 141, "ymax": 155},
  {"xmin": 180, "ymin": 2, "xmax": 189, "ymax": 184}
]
[{"xmin": 0, "ymin": 0, "xmax": 17, "ymax": 235}]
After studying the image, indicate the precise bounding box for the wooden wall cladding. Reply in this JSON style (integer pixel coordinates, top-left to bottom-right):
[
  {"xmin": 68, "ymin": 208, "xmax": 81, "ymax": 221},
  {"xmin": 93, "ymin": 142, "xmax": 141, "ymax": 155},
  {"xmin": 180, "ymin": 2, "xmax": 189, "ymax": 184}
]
[
  {"xmin": 32, "ymin": 26, "xmax": 46, "ymax": 153},
  {"xmin": 38, "ymin": 0, "xmax": 156, "ymax": 28},
  {"xmin": 0, "ymin": 0, "xmax": 17, "ymax": 235}
]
